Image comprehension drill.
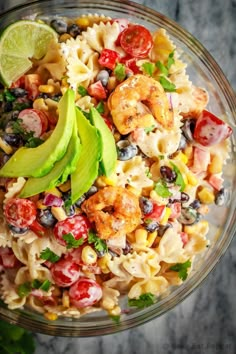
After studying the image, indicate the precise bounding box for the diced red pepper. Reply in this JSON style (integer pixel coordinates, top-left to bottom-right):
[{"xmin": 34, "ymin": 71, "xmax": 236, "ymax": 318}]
[
  {"xmin": 88, "ymin": 81, "xmax": 107, "ymax": 100},
  {"xmin": 98, "ymin": 49, "xmax": 120, "ymax": 70},
  {"xmin": 144, "ymin": 203, "xmax": 166, "ymax": 222}
]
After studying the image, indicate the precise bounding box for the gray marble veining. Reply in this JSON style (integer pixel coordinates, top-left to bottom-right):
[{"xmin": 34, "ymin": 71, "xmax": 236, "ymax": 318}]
[{"xmin": 0, "ymin": 1, "xmax": 235, "ymax": 353}]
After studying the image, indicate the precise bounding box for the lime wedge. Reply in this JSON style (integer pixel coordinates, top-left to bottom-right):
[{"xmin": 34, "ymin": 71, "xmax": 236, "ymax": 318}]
[{"xmin": 0, "ymin": 20, "xmax": 58, "ymax": 87}]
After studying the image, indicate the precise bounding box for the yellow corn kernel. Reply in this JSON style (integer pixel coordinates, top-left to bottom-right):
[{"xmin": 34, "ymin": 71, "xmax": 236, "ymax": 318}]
[
  {"xmin": 186, "ymin": 172, "xmax": 198, "ymax": 186},
  {"xmin": 59, "ymin": 33, "xmax": 71, "ymax": 42},
  {"xmin": 135, "ymin": 228, "xmax": 148, "ymax": 245},
  {"xmin": 61, "ymin": 76, "xmax": 69, "ymax": 86},
  {"xmin": 75, "ymin": 17, "xmax": 90, "ymax": 27},
  {"xmin": 97, "ymin": 253, "xmax": 111, "ymax": 274},
  {"xmin": 51, "ymin": 206, "xmax": 67, "ymax": 221},
  {"xmin": 147, "ymin": 231, "xmax": 157, "ymax": 247},
  {"xmin": 126, "ymin": 185, "xmax": 142, "ymax": 197},
  {"xmin": 150, "ymin": 190, "xmax": 169, "ymax": 205},
  {"xmin": 39, "ymin": 84, "xmax": 55, "ymax": 94},
  {"xmin": 45, "ymin": 187, "xmax": 62, "ymax": 197},
  {"xmin": 109, "ymin": 305, "xmax": 121, "ymax": 316},
  {"xmin": 184, "ymin": 145, "xmax": 193, "ymax": 160},
  {"xmin": 198, "ymin": 188, "xmax": 215, "ymax": 204},
  {"xmin": 36, "ymin": 199, "xmax": 48, "ymax": 210},
  {"xmin": 44, "ymin": 312, "xmax": 58, "ymax": 321},
  {"xmin": 96, "ymin": 175, "xmax": 117, "ymax": 187},
  {"xmin": 208, "ymin": 155, "xmax": 223, "ymax": 174},
  {"xmin": 159, "ymin": 207, "xmax": 171, "ymax": 225},
  {"xmin": 107, "ymin": 76, "xmax": 117, "ymax": 91},
  {"xmin": 62, "ymin": 290, "xmax": 70, "ymax": 308},
  {"xmin": 58, "ymin": 180, "xmax": 71, "ymax": 192},
  {"xmin": 174, "ymin": 151, "xmax": 188, "ymax": 164},
  {"xmin": 81, "ymin": 245, "xmax": 98, "ymax": 265},
  {"xmin": 33, "ymin": 98, "xmax": 48, "ymax": 111},
  {"xmin": 0, "ymin": 137, "xmax": 13, "ymax": 154}
]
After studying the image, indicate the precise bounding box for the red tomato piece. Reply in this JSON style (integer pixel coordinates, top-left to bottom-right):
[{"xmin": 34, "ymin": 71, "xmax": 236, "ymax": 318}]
[
  {"xmin": 144, "ymin": 203, "xmax": 166, "ymax": 222},
  {"xmin": 24, "ymin": 74, "xmax": 42, "ymax": 100},
  {"xmin": 98, "ymin": 49, "xmax": 120, "ymax": 70},
  {"xmin": 51, "ymin": 258, "xmax": 80, "ymax": 287},
  {"xmin": 4, "ymin": 198, "xmax": 37, "ymax": 228},
  {"xmin": 120, "ymin": 25, "xmax": 153, "ymax": 58},
  {"xmin": 180, "ymin": 232, "xmax": 189, "ymax": 247},
  {"xmin": 169, "ymin": 202, "xmax": 182, "ymax": 219},
  {"xmin": 0, "ymin": 247, "xmax": 20, "ymax": 268},
  {"xmin": 87, "ymin": 81, "xmax": 107, "ymax": 100},
  {"xmin": 11, "ymin": 75, "xmax": 26, "ymax": 88},
  {"xmin": 69, "ymin": 277, "xmax": 102, "ymax": 308},
  {"xmin": 207, "ymin": 174, "xmax": 223, "ymax": 191},
  {"xmin": 102, "ymin": 115, "xmax": 113, "ymax": 131},
  {"xmin": 191, "ymin": 147, "xmax": 210, "ymax": 173},
  {"xmin": 120, "ymin": 55, "xmax": 140, "ymax": 74},
  {"xmin": 53, "ymin": 215, "xmax": 91, "ymax": 247},
  {"xmin": 193, "ymin": 110, "xmax": 232, "ymax": 146},
  {"xmin": 30, "ymin": 219, "xmax": 47, "ymax": 237},
  {"xmin": 18, "ymin": 108, "xmax": 48, "ymax": 137}
]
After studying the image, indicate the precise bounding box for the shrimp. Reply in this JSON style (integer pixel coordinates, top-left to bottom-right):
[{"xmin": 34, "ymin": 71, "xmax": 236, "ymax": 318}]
[
  {"xmin": 181, "ymin": 86, "xmax": 209, "ymax": 118},
  {"xmin": 108, "ymin": 74, "xmax": 173, "ymax": 135},
  {"xmin": 81, "ymin": 186, "xmax": 141, "ymax": 240}
]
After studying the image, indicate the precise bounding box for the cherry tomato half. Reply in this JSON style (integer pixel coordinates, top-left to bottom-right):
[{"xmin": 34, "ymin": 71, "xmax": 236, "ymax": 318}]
[
  {"xmin": 51, "ymin": 258, "xmax": 80, "ymax": 287},
  {"xmin": 193, "ymin": 110, "xmax": 232, "ymax": 146},
  {"xmin": 69, "ymin": 277, "xmax": 102, "ymax": 308},
  {"xmin": 53, "ymin": 215, "xmax": 91, "ymax": 247},
  {"xmin": 4, "ymin": 198, "xmax": 37, "ymax": 228},
  {"xmin": 120, "ymin": 24, "xmax": 153, "ymax": 58},
  {"xmin": 18, "ymin": 108, "xmax": 48, "ymax": 137}
]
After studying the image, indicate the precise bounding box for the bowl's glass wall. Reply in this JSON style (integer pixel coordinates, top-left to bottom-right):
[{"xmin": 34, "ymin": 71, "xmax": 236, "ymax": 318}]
[{"xmin": 0, "ymin": 0, "xmax": 235, "ymax": 337}]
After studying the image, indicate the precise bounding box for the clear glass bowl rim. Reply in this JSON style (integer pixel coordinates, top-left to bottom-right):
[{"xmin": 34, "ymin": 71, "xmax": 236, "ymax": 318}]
[{"xmin": 0, "ymin": 0, "xmax": 235, "ymax": 337}]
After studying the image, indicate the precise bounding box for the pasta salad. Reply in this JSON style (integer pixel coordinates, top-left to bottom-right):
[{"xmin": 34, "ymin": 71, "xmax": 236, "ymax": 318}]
[{"xmin": 0, "ymin": 14, "xmax": 232, "ymax": 322}]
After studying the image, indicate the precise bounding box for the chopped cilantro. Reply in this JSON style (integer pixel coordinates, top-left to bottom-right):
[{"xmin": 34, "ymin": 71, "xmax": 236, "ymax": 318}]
[
  {"xmin": 170, "ymin": 162, "xmax": 186, "ymax": 191},
  {"xmin": 159, "ymin": 76, "xmax": 176, "ymax": 92},
  {"xmin": 158, "ymin": 155, "xmax": 164, "ymax": 160},
  {"xmin": 166, "ymin": 51, "xmax": 175, "ymax": 70},
  {"xmin": 154, "ymin": 180, "xmax": 172, "ymax": 198},
  {"xmin": 40, "ymin": 279, "xmax": 51, "ymax": 292},
  {"xmin": 142, "ymin": 62, "xmax": 155, "ymax": 76},
  {"xmin": 155, "ymin": 61, "xmax": 168, "ymax": 76},
  {"xmin": 110, "ymin": 315, "xmax": 121, "ymax": 324},
  {"xmin": 144, "ymin": 125, "xmax": 155, "ymax": 134},
  {"xmin": 88, "ymin": 231, "xmax": 108, "ymax": 253},
  {"xmin": 114, "ymin": 63, "xmax": 126, "ymax": 81},
  {"xmin": 0, "ymin": 92, "xmax": 4, "ymax": 102},
  {"xmin": 96, "ymin": 100, "xmax": 105, "ymax": 114},
  {"xmin": 31, "ymin": 279, "xmax": 42, "ymax": 289},
  {"xmin": 145, "ymin": 168, "xmax": 152, "ymax": 178},
  {"xmin": 63, "ymin": 232, "xmax": 84, "ymax": 249},
  {"xmin": 12, "ymin": 119, "xmax": 35, "ymax": 142},
  {"xmin": 25, "ymin": 137, "xmax": 44, "ymax": 148},
  {"xmin": 13, "ymin": 101, "xmax": 31, "ymax": 111},
  {"xmin": 77, "ymin": 85, "xmax": 88, "ymax": 97},
  {"xmin": 17, "ymin": 282, "xmax": 32, "ymax": 298},
  {"xmin": 128, "ymin": 293, "xmax": 156, "ymax": 309},
  {"xmin": 4, "ymin": 89, "xmax": 16, "ymax": 102},
  {"xmin": 170, "ymin": 260, "xmax": 191, "ymax": 281},
  {"xmin": 64, "ymin": 197, "xmax": 72, "ymax": 214},
  {"xmin": 40, "ymin": 247, "xmax": 60, "ymax": 263},
  {"xmin": 144, "ymin": 218, "xmax": 153, "ymax": 225}
]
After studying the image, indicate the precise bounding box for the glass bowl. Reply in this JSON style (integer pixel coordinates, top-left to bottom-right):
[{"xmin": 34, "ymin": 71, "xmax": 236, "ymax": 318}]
[{"xmin": 0, "ymin": 0, "xmax": 235, "ymax": 337}]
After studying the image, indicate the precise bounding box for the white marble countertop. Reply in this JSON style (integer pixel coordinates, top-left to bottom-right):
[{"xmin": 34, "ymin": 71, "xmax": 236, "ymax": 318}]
[{"xmin": 0, "ymin": 1, "xmax": 235, "ymax": 353}]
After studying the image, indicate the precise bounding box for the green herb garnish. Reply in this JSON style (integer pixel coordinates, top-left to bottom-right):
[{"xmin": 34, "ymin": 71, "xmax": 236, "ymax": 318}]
[
  {"xmin": 144, "ymin": 124, "xmax": 155, "ymax": 134},
  {"xmin": 170, "ymin": 260, "xmax": 191, "ymax": 281},
  {"xmin": 159, "ymin": 76, "xmax": 176, "ymax": 92},
  {"xmin": 25, "ymin": 137, "xmax": 44, "ymax": 148},
  {"xmin": 145, "ymin": 168, "xmax": 152, "ymax": 178},
  {"xmin": 155, "ymin": 61, "xmax": 168, "ymax": 76},
  {"xmin": 4, "ymin": 89, "xmax": 15, "ymax": 102},
  {"xmin": 31, "ymin": 279, "xmax": 42, "ymax": 289},
  {"xmin": 88, "ymin": 231, "xmax": 108, "ymax": 253},
  {"xmin": 154, "ymin": 180, "xmax": 172, "ymax": 198},
  {"xmin": 96, "ymin": 100, "xmax": 105, "ymax": 114},
  {"xmin": 166, "ymin": 50, "xmax": 175, "ymax": 70},
  {"xmin": 40, "ymin": 279, "xmax": 51, "ymax": 292},
  {"xmin": 110, "ymin": 315, "xmax": 121, "ymax": 324},
  {"xmin": 114, "ymin": 63, "xmax": 126, "ymax": 81},
  {"xmin": 64, "ymin": 197, "xmax": 72, "ymax": 214},
  {"xmin": 77, "ymin": 85, "xmax": 88, "ymax": 97},
  {"xmin": 63, "ymin": 232, "xmax": 84, "ymax": 249},
  {"xmin": 170, "ymin": 162, "xmax": 186, "ymax": 191},
  {"xmin": 128, "ymin": 293, "xmax": 156, "ymax": 309},
  {"xmin": 142, "ymin": 62, "xmax": 155, "ymax": 76},
  {"xmin": 40, "ymin": 247, "xmax": 60, "ymax": 263},
  {"xmin": 17, "ymin": 282, "xmax": 32, "ymax": 298}
]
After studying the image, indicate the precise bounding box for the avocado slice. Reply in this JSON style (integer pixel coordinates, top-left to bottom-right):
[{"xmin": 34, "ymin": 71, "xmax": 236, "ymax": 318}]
[
  {"xmin": 89, "ymin": 107, "xmax": 117, "ymax": 176},
  {"xmin": 19, "ymin": 119, "xmax": 81, "ymax": 198},
  {"xmin": 71, "ymin": 108, "xmax": 102, "ymax": 204},
  {"xmin": 0, "ymin": 89, "xmax": 75, "ymax": 178}
]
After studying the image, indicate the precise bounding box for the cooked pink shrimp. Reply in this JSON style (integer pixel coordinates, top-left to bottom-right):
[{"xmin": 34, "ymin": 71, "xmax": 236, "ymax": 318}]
[
  {"xmin": 81, "ymin": 186, "xmax": 141, "ymax": 240},
  {"xmin": 108, "ymin": 74, "xmax": 173, "ymax": 134}
]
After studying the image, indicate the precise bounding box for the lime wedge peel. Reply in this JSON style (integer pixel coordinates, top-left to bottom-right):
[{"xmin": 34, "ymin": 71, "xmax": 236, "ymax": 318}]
[{"xmin": 0, "ymin": 20, "xmax": 58, "ymax": 87}]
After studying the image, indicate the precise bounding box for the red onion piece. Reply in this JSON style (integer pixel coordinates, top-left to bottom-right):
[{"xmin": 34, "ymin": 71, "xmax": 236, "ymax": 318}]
[{"xmin": 43, "ymin": 193, "xmax": 64, "ymax": 207}]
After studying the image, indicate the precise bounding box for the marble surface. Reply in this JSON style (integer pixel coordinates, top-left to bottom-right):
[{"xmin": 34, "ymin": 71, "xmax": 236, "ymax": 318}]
[{"xmin": 1, "ymin": 1, "xmax": 236, "ymax": 353}]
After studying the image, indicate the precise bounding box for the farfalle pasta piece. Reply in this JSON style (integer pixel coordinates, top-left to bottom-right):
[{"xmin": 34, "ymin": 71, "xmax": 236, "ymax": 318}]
[
  {"xmin": 150, "ymin": 28, "xmax": 175, "ymax": 63},
  {"xmin": 157, "ymin": 228, "xmax": 188, "ymax": 263},
  {"xmin": 116, "ymin": 156, "xmax": 153, "ymax": 190},
  {"xmin": 0, "ymin": 273, "xmax": 26, "ymax": 309},
  {"xmin": 76, "ymin": 95, "xmax": 95, "ymax": 112},
  {"xmin": 3, "ymin": 177, "xmax": 26, "ymax": 204},
  {"xmin": 184, "ymin": 221, "xmax": 210, "ymax": 256},
  {"xmin": 128, "ymin": 276, "xmax": 168, "ymax": 299},
  {"xmin": 0, "ymin": 215, "xmax": 12, "ymax": 247},
  {"xmin": 100, "ymin": 285, "xmax": 120, "ymax": 311}
]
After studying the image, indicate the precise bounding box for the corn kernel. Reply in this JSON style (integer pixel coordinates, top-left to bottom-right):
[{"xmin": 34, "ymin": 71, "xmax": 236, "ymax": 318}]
[
  {"xmin": 186, "ymin": 172, "xmax": 198, "ymax": 186},
  {"xmin": 174, "ymin": 151, "xmax": 188, "ymax": 164},
  {"xmin": 0, "ymin": 137, "xmax": 13, "ymax": 154},
  {"xmin": 58, "ymin": 180, "xmax": 71, "ymax": 192},
  {"xmin": 107, "ymin": 76, "xmax": 117, "ymax": 91},
  {"xmin": 135, "ymin": 228, "xmax": 148, "ymax": 245},
  {"xmin": 81, "ymin": 245, "xmax": 98, "ymax": 265},
  {"xmin": 62, "ymin": 290, "xmax": 70, "ymax": 308},
  {"xmin": 147, "ymin": 231, "xmax": 157, "ymax": 247},
  {"xmin": 51, "ymin": 206, "xmax": 67, "ymax": 221},
  {"xmin": 126, "ymin": 185, "xmax": 142, "ymax": 197},
  {"xmin": 59, "ymin": 33, "xmax": 71, "ymax": 42},
  {"xmin": 36, "ymin": 199, "xmax": 48, "ymax": 210},
  {"xmin": 198, "ymin": 188, "xmax": 215, "ymax": 204},
  {"xmin": 39, "ymin": 84, "xmax": 55, "ymax": 94},
  {"xmin": 44, "ymin": 312, "xmax": 58, "ymax": 321},
  {"xmin": 109, "ymin": 305, "xmax": 121, "ymax": 316},
  {"xmin": 33, "ymin": 98, "xmax": 48, "ymax": 111},
  {"xmin": 208, "ymin": 155, "xmax": 223, "ymax": 174},
  {"xmin": 159, "ymin": 207, "xmax": 171, "ymax": 225},
  {"xmin": 184, "ymin": 145, "xmax": 193, "ymax": 159},
  {"xmin": 45, "ymin": 187, "xmax": 62, "ymax": 197},
  {"xmin": 75, "ymin": 17, "xmax": 90, "ymax": 27},
  {"xmin": 97, "ymin": 253, "xmax": 111, "ymax": 274},
  {"xmin": 96, "ymin": 175, "xmax": 117, "ymax": 187}
]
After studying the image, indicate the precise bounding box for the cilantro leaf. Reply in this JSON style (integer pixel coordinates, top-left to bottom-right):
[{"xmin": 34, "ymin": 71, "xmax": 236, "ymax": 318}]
[
  {"xmin": 63, "ymin": 232, "xmax": 84, "ymax": 249},
  {"xmin": 166, "ymin": 50, "xmax": 175, "ymax": 70},
  {"xmin": 12, "ymin": 119, "xmax": 35, "ymax": 143},
  {"xmin": 128, "ymin": 293, "xmax": 156, "ymax": 309},
  {"xmin": 154, "ymin": 180, "xmax": 172, "ymax": 198},
  {"xmin": 155, "ymin": 61, "xmax": 168, "ymax": 76},
  {"xmin": 31, "ymin": 279, "xmax": 42, "ymax": 289},
  {"xmin": 88, "ymin": 231, "xmax": 108, "ymax": 254},
  {"xmin": 144, "ymin": 124, "xmax": 155, "ymax": 134},
  {"xmin": 170, "ymin": 260, "xmax": 191, "ymax": 280},
  {"xmin": 64, "ymin": 197, "xmax": 72, "ymax": 214},
  {"xmin": 159, "ymin": 76, "xmax": 176, "ymax": 92},
  {"xmin": 145, "ymin": 168, "xmax": 152, "ymax": 178},
  {"xmin": 110, "ymin": 315, "xmax": 121, "ymax": 324},
  {"xmin": 25, "ymin": 137, "xmax": 44, "ymax": 148},
  {"xmin": 114, "ymin": 63, "xmax": 126, "ymax": 81},
  {"xmin": 40, "ymin": 247, "xmax": 60, "ymax": 263},
  {"xmin": 40, "ymin": 279, "xmax": 51, "ymax": 292},
  {"xmin": 142, "ymin": 62, "xmax": 155, "ymax": 76},
  {"xmin": 77, "ymin": 85, "xmax": 88, "ymax": 97},
  {"xmin": 4, "ymin": 89, "xmax": 16, "ymax": 102},
  {"xmin": 96, "ymin": 101, "xmax": 105, "ymax": 114},
  {"xmin": 17, "ymin": 282, "xmax": 32, "ymax": 298},
  {"xmin": 170, "ymin": 162, "xmax": 186, "ymax": 192}
]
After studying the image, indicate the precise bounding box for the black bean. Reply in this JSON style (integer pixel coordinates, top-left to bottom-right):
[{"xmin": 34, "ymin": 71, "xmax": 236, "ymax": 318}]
[
  {"xmin": 123, "ymin": 241, "xmax": 132, "ymax": 255},
  {"xmin": 160, "ymin": 165, "xmax": 177, "ymax": 183},
  {"xmin": 215, "ymin": 188, "xmax": 226, "ymax": 206},
  {"xmin": 139, "ymin": 197, "xmax": 153, "ymax": 214},
  {"xmin": 37, "ymin": 93, "xmax": 49, "ymax": 99},
  {"xmin": 178, "ymin": 207, "xmax": 199, "ymax": 225},
  {"xmin": 68, "ymin": 24, "xmax": 81, "ymax": 37},
  {"xmin": 3, "ymin": 133, "xmax": 22, "ymax": 147},
  {"xmin": 180, "ymin": 192, "xmax": 190, "ymax": 203},
  {"xmin": 50, "ymin": 19, "xmax": 68, "ymax": 34},
  {"xmin": 3, "ymin": 101, "xmax": 13, "ymax": 112},
  {"xmin": 85, "ymin": 185, "xmax": 98, "ymax": 198},
  {"xmin": 144, "ymin": 220, "xmax": 159, "ymax": 232},
  {"xmin": 117, "ymin": 140, "xmax": 138, "ymax": 161},
  {"xmin": 8, "ymin": 224, "xmax": 28, "ymax": 234},
  {"xmin": 182, "ymin": 119, "xmax": 196, "ymax": 141},
  {"xmin": 38, "ymin": 209, "xmax": 56, "ymax": 228},
  {"xmin": 96, "ymin": 70, "xmax": 110, "ymax": 86},
  {"xmin": 74, "ymin": 194, "xmax": 86, "ymax": 207},
  {"xmin": 189, "ymin": 199, "xmax": 201, "ymax": 209},
  {"xmin": 158, "ymin": 223, "xmax": 172, "ymax": 237},
  {"xmin": 9, "ymin": 88, "xmax": 27, "ymax": 97},
  {"xmin": 177, "ymin": 134, "xmax": 187, "ymax": 150}
]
